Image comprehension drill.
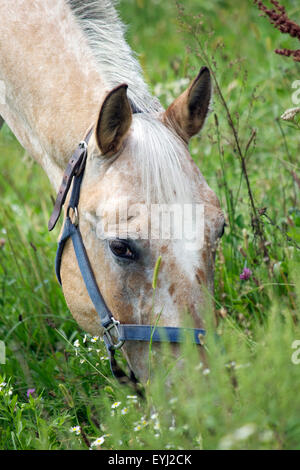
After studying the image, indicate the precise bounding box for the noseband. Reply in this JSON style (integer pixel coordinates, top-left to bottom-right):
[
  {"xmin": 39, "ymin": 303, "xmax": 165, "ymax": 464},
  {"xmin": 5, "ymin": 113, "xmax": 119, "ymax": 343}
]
[{"xmin": 48, "ymin": 128, "xmax": 205, "ymax": 387}]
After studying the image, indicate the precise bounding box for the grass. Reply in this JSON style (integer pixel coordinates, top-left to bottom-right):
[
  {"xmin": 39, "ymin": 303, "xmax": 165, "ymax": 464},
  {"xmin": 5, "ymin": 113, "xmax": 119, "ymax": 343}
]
[{"xmin": 0, "ymin": 0, "xmax": 300, "ymax": 450}]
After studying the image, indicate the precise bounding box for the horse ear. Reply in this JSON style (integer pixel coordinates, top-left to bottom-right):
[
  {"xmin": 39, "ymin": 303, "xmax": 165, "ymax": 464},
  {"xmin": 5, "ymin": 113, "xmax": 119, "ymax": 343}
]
[
  {"xmin": 162, "ymin": 67, "xmax": 212, "ymax": 142},
  {"xmin": 96, "ymin": 84, "xmax": 132, "ymax": 155}
]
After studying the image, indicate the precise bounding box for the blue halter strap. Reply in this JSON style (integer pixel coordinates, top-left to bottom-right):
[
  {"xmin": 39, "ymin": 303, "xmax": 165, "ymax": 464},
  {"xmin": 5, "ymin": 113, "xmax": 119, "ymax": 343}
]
[{"xmin": 49, "ymin": 129, "xmax": 206, "ymax": 384}]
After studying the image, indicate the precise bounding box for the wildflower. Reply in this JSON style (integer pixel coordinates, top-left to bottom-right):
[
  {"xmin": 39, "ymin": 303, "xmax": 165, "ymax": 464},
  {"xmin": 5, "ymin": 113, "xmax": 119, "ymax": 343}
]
[
  {"xmin": 169, "ymin": 397, "xmax": 178, "ymax": 405},
  {"xmin": 111, "ymin": 401, "xmax": 121, "ymax": 409},
  {"xmin": 90, "ymin": 336, "xmax": 99, "ymax": 343},
  {"xmin": 240, "ymin": 267, "xmax": 252, "ymax": 281},
  {"xmin": 254, "ymin": 1, "xmax": 300, "ymax": 62},
  {"xmin": 218, "ymin": 423, "xmax": 257, "ymax": 450},
  {"xmin": 281, "ymin": 107, "xmax": 300, "ymax": 121},
  {"xmin": 0, "ymin": 381, "xmax": 7, "ymax": 391},
  {"xmin": 83, "ymin": 334, "xmax": 87, "ymax": 343},
  {"xmin": 219, "ymin": 307, "xmax": 227, "ymax": 318},
  {"xmin": 202, "ymin": 368, "xmax": 211, "ymax": 376},
  {"xmin": 153, "ymin": 420, "xmax": 160, "ymax": 431},
  {"xmin": 233, "ymin": 423, "xmax": 256, "ymax": 440},
  {"xmin": 70, "ymin": 426, "xmax": 81, "ymax": 435},
  {"xmin": 134, "ymin": 425, "xmax": 142, "ymax": 432},
  {"xmin": 26, "ymin": 388, "xmax": 35, "ymax": 398},
  {"xmin": 259, "ymin": 430, "xmax": 274, "ymax": 443},
  {"xmin": 127, "ymin": 395, "xmax": 138, "ymax": 403},
  {"xmin": 73, "ymin": 339, "xmax": 80, "ymax": 348},
  {"xmin": 121, "ymin": 407, "xmax": 128, "ymax": 415},
  {"xmin": 151, "ymin": 413, "xmax": 158, "ymax": 420},
  {"xmin": 91, "ymin": 436, "xmax": 105, "ymax": 447}
]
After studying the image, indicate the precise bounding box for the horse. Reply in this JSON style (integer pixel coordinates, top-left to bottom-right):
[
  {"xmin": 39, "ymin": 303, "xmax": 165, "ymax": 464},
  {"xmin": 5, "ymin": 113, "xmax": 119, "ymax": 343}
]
[{"xmin": 0, "ymin": 0, "xmax": 225, "ymax": 383}]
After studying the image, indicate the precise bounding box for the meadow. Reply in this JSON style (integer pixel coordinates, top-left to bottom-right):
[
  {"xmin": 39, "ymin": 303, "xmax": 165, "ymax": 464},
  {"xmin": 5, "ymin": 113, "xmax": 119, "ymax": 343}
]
[{"xmin": 0, "ymin": 0, "xmax": 300, "ymax": 450}]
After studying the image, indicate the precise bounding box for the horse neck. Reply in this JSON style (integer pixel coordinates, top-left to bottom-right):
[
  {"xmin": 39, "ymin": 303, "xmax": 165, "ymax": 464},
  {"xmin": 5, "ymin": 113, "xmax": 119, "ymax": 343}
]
[{"xmin": 0, "ymin": 0, "xmax": 107, "ymax": 191}]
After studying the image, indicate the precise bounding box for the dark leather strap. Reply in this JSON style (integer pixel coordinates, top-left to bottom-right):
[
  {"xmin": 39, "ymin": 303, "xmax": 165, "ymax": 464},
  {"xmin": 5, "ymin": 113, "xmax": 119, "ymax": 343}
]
[{"xmin": 48, "ymin": 128, "xmax": 93, "ymax": 231}]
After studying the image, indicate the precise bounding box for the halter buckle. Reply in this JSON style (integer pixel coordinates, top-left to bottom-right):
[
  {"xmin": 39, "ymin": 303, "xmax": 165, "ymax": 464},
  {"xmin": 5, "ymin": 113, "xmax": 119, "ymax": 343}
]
[
  {"xmin": 103, "ymin": 317, "xmax": 125, "ymax": 350},
  {"xmin": 67, "ymin": 206, "xmax": 79, "ymax": 226}
]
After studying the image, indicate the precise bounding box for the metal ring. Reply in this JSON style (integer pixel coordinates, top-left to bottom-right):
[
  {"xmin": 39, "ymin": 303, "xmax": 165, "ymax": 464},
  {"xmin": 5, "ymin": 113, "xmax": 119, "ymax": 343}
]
[{"xmin": 67, "ymin": 206, "xmax": 79, "ymax": 226}]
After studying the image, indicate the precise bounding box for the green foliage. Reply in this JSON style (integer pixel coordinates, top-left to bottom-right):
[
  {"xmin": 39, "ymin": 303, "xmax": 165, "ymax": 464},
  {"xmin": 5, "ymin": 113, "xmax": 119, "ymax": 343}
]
[{"xmin": 0, "ymin": 0, "xmax": 300, "ymax": 450}]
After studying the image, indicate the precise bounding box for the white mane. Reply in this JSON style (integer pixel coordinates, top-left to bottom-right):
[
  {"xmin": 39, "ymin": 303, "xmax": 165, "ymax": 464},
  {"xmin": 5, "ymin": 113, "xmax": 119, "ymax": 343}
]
[
  {"xmin": 67, "ymin": 0, "xmax": 162, "ymax": 114},
  {"xmin": 129, "ymin": 114, "xmax": 194, "ymax": 204}
]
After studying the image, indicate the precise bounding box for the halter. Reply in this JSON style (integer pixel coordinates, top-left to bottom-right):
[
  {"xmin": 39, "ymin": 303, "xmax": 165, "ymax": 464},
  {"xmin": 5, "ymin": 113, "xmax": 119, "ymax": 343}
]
[{"xmin": 48, "ymin": 128, "xmax": 206, "ymax": 388}]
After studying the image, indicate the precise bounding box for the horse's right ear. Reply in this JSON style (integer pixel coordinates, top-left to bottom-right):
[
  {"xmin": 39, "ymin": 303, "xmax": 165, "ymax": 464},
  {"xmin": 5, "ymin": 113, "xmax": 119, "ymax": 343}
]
[
  {"xmin": 162, "ymin": 66, "xmax": 212, "ymax": 143},
  {"xmin": 96, "ymin": 84, "xmax": 132, "ymax": 155}
]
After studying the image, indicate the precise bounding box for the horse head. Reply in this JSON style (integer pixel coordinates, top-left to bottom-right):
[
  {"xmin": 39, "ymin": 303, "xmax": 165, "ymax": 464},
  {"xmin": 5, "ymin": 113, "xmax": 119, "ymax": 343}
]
[{"xmin": 59, "ymin": 67, "xmax": 225, "ymax": 382}]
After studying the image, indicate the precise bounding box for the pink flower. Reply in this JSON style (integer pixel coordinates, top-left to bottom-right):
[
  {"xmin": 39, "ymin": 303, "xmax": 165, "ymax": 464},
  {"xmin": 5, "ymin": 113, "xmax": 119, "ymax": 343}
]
[
  {"xmin": 27, "ymin": 388, "xmax": 36, "ymax": 398},
  {"xmin": 240, "ymin": 267, "xmax": 252, "ymax": 281}
]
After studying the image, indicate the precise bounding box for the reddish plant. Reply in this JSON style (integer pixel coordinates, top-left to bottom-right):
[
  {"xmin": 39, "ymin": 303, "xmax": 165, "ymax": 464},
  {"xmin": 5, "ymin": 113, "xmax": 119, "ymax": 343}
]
[{"xmin": 254, "ymin": 0, "xmax": 300, "ymax": 62}]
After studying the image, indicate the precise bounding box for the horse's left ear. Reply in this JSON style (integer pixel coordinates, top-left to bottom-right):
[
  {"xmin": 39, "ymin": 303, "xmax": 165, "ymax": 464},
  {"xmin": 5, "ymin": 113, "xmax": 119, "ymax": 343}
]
[
  {"xmin": 96, "ymin": 83, "xmax": 132, "ymax": 155},
  {"xmin": 162, "ymin": 66, "xmax": 212, "ymax": 143}
]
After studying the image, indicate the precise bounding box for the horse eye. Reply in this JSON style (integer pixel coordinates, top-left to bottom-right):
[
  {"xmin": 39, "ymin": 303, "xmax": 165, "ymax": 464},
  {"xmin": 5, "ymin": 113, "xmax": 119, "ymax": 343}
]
[{"xmin": 109, "ymin": 240, "xmax": 136, "ymax": 260}]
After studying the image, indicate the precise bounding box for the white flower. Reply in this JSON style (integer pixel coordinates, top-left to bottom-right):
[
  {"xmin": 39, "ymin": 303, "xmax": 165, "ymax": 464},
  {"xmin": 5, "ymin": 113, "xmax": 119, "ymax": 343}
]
[
  {"xmin": 0, "ymin": 381, "xmax": 7, "ymax": 391},
  {"xmin": 218, "ymin": 423, "xmax": 257, "ymax": 450},
  {"xmin": 151, "ymin": 413, "xmax": 158, "ymax": 420},
  {"xmin": 70, "ymin": 426, "xmax": 81, "ymax": 435},
  {"xmin": 153, "ymin": 420, "xmax": 160, "ymax": 431},
  {"xmin": 91, "ymin": 336, "xmax": 99, "ymax": 343},
  {"xmin": 203, "ymin": 368, "xmax": 211, "ymax": 376},
  {"xmin": 111, "ymin": 401, "xmax": 121, "ymax": 409},
  {"xmin": 83, "ymin": 335, "xmax": 87, "ymax": 343},
  {"xmin": 134, "ymin": 424, "xmax": 142, "ymax": 432},
  {"xmin": 91, "ymin": 436, "xmax": 105, "ymax": 447},
  {"xmin": 127, "ymin": 395, "xmax": 138, "ymax": 403},
  {"xmin": 73, "ymin": 339, "xmax": 80, "ymax": 348},
  {"xmin": 259, "ymin": 430, "xmax": 274, "ymax": 443},
  {"xmin": 281, "ymin": 107, "xmax": 300, "ymax": 121},
  {"xmin": 169, "ymin": 397, "xmax": 178, "ymax": 405},
  {"xmin": 233, "ymin": 423, "xmax": 256, "ymax": 440},
  {"xmin": 121, "ymin": 407, "xmax": 128, "ymax": 415}
]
